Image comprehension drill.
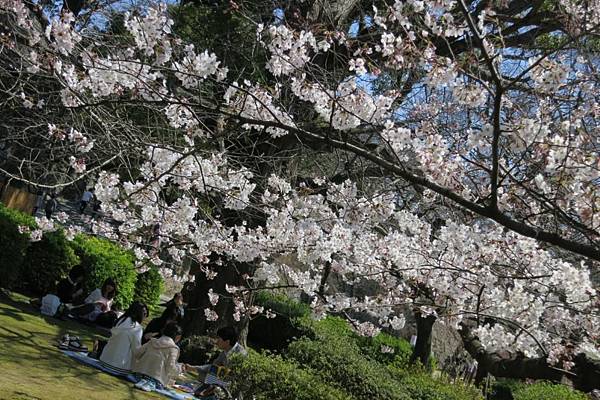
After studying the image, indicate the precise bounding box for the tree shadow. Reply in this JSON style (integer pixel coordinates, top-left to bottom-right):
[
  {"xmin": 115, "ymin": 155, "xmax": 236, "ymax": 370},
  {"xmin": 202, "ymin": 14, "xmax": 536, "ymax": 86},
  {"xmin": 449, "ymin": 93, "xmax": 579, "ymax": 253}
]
[{"xmin": 0, "ymin": 295, "xmax": 163, "ymax": 399}]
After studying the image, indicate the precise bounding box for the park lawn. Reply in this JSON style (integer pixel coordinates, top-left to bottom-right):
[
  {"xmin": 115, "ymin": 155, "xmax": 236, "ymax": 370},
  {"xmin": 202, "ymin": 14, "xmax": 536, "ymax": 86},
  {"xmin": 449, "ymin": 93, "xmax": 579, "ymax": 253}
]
[{"xmin": 0, "ymin": 292, "xmax": 162, "ymax": 400}]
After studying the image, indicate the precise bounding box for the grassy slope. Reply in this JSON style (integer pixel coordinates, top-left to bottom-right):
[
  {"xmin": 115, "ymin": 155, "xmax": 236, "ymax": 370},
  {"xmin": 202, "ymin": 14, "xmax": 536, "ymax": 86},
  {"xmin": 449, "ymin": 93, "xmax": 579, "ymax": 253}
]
[{"xmin": 0, "ymin": 293, "xmax": 161, "ymax": 400}]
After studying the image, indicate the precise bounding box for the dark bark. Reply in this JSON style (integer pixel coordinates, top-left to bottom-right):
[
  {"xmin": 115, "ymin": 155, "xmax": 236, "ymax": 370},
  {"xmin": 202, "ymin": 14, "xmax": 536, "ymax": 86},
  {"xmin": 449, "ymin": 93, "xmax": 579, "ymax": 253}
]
[
  {"xmin": 572, "ymin": 354, "xmax": 600, "ymax": 392},
  {"xmin": 410, "ymin": 312, "xmax": 437, "ymax": 368},
  {"xmin": 229, "ymin": 114, "xmax": 600, "ymax": 262},
  {"xmin": 182, "ymin": 256, "xmax": 253, "ymax": 339},
  {"xmin": 459, "ymin": 321, "xmax": 600, "ymax": 391},
  {"xmin": 62, "ymin": 0, "xmax": 84, "ymax": 16}
]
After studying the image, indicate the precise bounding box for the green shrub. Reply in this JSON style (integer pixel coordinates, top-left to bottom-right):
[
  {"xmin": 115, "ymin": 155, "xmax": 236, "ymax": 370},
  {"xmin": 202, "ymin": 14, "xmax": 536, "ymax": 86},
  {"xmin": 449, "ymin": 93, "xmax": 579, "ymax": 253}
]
[
  {"xmin": 230, "ymin": 350, "xmax": 349, "ymax": 400},
  {"xmin": 512, "ymin": 382, "xmax": 587, "ymax": 400},
  {"xmin": 286, "ymin": 335, "xmax": 410, "ymax": 399},
  {"xmin": 289, "ymin": 316, "xmax": 481, "ymax": 400},
  {"xmin": 254, "ymin": 291, "xmax": 311, "ymax": 319},
  {"xmin": 391, "ymin": 371, "xmax": 483, "ymax": 400},
  {"xmin": 133, "ymin": 267, "xmax": 164, "ymax": 312},
  {"xmin": 0, "ymin": 204, "xmax": 36, "ymax": 289},
  {"xmin": 70, "ymin": 235, "xmax": 137, "ymax": 310},
  {"xmin": 358, "ymin": 332, "xmax": 413, "ymax": 370},
  {"xmin": 490, "ymin": 378, "xmax": 523, "ymax": 400},
  {"xmin": 179, "ymin": 335, "xmax": 216, "ymax": 364},
  {"xmin": 295, "ymin": 315, "xmax": 356, "ymax": 340},
  {"xmin": 21, "ymin": 229, "xmax": 79, "ymax": 295},
  {"xmin": 249, "ymin": 291, "xmax": 311, "ymax": 351}
]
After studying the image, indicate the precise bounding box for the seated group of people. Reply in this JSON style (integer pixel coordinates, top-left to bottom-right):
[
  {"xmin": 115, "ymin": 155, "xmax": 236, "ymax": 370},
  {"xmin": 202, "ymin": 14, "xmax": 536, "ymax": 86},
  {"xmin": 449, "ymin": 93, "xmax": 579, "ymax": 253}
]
[
  {"xmin": 98, "ymin": 299, "xmax": 245, "ymax": 397},
  {"xmin": 42, "ymin": 265, "xmax": 245, "ymax": 397},
  {"xmin": 37, "ymin": 265, "xmax": 119, "ymax": 328}
]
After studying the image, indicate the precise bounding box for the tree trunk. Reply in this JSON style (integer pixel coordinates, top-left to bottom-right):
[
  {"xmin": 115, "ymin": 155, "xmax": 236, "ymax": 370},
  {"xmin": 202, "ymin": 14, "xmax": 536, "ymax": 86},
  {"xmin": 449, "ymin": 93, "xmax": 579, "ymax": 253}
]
[
  {"xmin": 458, "ymin": 321, "xmax": 600, "ymax": 391},
  {"xmin": 410, "ymin": 312, "xmax": 437, "ymax": 368},
  {"xmin": 182, "ymin": 257, "xmax": 252, "ymax": 341},
  {"xmin": 63, "ymin": 0, "xmax": 84, "ymax": 16}
]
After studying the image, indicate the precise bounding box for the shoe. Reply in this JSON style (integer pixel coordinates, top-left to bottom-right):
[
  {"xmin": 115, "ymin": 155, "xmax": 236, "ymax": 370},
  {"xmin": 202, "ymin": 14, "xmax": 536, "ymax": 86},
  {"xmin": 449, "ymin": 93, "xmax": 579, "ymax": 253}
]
[
  {"xmin": 135, "ymin": 379, "xmax": 156, "ymax": 392},
  {"xmin": 58, "ymin": 334, "xmax": 70, "ymax": 350},
  {"xmin": 67, "ymin": 336, "xmax": 88, "ymax": 352}
]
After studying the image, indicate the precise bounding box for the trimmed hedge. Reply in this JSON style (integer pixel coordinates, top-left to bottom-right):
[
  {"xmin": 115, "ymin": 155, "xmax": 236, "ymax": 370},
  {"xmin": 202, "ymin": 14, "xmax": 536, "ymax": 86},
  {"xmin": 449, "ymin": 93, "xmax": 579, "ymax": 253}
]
[
  {"xmin": 134, "ymin": 267, "xmax": 164, "ymax": 312},
  {"xmin": 287, "ymin": 333, "xmax": 411, "ymax": 400},
  {"xmin": 288, "ymin": 316, "xmax": 482, "ymax": 400},
  {"xmin": 70, "ymin": 235, "xmax": 137, "ymax": 310},
  {"xmin": 22, "ymin": 229, "xmax": 79, "ymax": 294},
  {"xmin": 491, "ymin": 380, "xmax": 588, "ymax": 400},
  {"xmin": 249, "ymin": 291, "xmax": 311, "ymax": 350},
  {"xmin": 0, "ymin": 204, "xmax": 36, "ymax": 289},
  {"xmin": 512, "ymin": 382, "xmax": 588, "ymax": 400},
  {"xmin": 254, "ymin": 291, "xmax": 311, "ymax": 319},
  {"xmin": 358, "ymin": 331, "xmax": 413, "ymax": 370},
  {"xmin": 391, "ymin": 370, "xmax": 483, "ymax": 400},
  {"xmin": 0, "ymin": 203, "xmax": 163, "ymax": 314},
  {"xmin": 230, "ymin": 351, "xmax": 349, "ymax": 400}
]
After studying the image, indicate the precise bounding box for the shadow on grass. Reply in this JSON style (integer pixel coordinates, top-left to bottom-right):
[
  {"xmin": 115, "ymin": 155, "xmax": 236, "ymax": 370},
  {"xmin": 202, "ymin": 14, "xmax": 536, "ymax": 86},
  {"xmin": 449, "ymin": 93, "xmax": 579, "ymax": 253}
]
[{"xmin": 0, "ymin": 293, "xmax": 163, "ymax": 399}]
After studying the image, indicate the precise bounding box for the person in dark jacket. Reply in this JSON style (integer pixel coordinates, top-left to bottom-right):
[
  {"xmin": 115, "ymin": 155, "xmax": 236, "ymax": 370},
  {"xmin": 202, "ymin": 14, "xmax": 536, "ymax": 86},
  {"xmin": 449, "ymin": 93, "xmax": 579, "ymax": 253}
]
[
  {"xmin": 44, "ymin": 193, "xmax": 58, "ymax": 219},
  {"xmin": 142, "ymin": 302, "xmax": 183, "ymax": 343},
  {"xmin": 56, "ymin": 264, "xmax": 86, "ymax": 304}
]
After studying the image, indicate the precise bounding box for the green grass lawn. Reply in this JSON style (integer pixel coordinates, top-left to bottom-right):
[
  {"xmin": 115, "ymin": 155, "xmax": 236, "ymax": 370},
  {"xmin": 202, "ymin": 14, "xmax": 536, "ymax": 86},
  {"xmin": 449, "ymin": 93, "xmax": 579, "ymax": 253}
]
[{"xmin": 0, "ymin": 292, "xmax": 162, "ymax": 400}]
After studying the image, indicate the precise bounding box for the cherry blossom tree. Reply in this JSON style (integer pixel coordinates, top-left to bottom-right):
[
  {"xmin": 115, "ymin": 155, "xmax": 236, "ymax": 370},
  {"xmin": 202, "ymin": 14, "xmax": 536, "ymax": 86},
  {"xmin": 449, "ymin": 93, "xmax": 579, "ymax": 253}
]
[{"xmin": 1, "ymin": 0, "xmax": 599, "ymax": 389}]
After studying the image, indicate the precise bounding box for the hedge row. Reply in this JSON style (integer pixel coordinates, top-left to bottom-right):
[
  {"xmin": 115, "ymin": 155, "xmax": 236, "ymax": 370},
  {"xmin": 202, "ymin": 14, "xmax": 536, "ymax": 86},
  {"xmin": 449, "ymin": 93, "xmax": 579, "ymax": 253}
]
[
  {"xmin": 243, "ymin": 296, "xmax": 585, "ymax": 400},
  {"xmin": 491, "ymin": 379, "xmax": 588, "ymax": 400},
  {"xmin": 0, "ymin": 203, "xmax": 163, "ymax": 311},
  {"xmin": 243, "ymin": 293, "xmax": 484, "ymax": 400}
]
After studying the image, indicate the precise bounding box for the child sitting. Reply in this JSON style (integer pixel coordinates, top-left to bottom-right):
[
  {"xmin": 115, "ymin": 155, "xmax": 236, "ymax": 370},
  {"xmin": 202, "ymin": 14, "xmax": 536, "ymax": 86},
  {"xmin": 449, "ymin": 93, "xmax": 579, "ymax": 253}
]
[
  {"xmin": 99, "ymin": 301, "xmax": 147, "ymax": 375},
  {"xmin": 184, "ymin": 326, "xmax": 247, "ymax": 397},
  {"xmin": 133, "ymin": 322, "xmax": 184, "ymax": 392}
]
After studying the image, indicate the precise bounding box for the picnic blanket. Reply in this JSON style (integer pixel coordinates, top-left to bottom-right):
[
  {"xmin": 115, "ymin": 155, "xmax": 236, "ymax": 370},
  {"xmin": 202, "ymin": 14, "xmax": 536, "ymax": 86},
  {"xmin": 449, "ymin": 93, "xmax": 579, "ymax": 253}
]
[{"xmin": 61, "ymin": 350, "xmax": 196, "ymax": 400}]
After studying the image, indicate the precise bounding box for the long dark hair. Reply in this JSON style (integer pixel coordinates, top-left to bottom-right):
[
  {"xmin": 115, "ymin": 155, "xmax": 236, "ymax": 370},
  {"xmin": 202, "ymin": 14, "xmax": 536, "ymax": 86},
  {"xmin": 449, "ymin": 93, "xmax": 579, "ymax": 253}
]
[
  {"xmin": 68, "ymin": 265, "xmax": 85, "ymax": 283},
  {"xmin": 115, "ymin": 301, "xmax": 147, "ymax": 326},
  {"xmin": 101, "ymin": 278, "xmax": 117, "ymax": 300},
  {"xmin": 159, "ymin": 302, "xmax": 183, "ymax": 324},
  {"xmin": 162, "ymin": 322, "xmax": 182, "ymax": 340}
]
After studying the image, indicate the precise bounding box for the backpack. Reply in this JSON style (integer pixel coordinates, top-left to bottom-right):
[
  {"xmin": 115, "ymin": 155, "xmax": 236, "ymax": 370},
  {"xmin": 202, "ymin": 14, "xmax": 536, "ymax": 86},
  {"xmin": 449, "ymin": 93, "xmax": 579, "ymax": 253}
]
[{"xmin": 40, "ymin": 294, "xmax": 61, "ymax": 316}]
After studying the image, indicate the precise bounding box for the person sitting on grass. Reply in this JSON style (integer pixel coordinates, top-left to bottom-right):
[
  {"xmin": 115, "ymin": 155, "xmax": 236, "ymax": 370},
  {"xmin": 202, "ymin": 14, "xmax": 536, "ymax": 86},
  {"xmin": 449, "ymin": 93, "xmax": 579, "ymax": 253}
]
[
  {"xmin": 56, "ymin": 264, "xmax": 86, "ymax": 304},
  {"xmin": 30, "ymin": 264, "xmax": 85, "ymax": 312},
  {"xmin": 142, "ymin": 301, "xmax": 184, "ymax": 344},
  {"xmin": 133, "ymin": 322, "xmax": 184, "ymax": 392},
  {"xmin": 99, "ymin": 301, "xmax": 147, "ymax": 375},
  {"xmin": 69, "ymin": 278, "xmax": 118, "ymax": 327},
  {"xmin": 184, "ymin": 326, "xmax": 247, "ymax": 398}
]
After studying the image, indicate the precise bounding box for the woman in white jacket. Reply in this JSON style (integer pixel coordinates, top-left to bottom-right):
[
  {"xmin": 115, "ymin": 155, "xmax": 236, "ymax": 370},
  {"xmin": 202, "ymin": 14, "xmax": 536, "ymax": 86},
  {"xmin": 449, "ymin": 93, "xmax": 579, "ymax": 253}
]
[
  {"xmin": 133, "ymin": 322, "xmax": 183, "ymax": 391},
  {"xmin": 99, "ymin": 301, "xmax": 147, "ymax": 375}
]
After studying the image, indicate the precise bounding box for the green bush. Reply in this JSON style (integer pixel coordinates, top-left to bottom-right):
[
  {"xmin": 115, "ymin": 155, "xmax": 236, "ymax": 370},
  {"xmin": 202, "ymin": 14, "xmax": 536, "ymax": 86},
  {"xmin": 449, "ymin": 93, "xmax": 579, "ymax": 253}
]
[
  {"xmin": 287, "ymin": 335, "xmax": 411, "ymax": 400},
  {"xmin": 512, "ymin": 382, "xmax": 588, "ymax": 400},
  {"xmin": 249, "ymin": 291, "xmax": 311, "ymax": 350},
  {"xmin": 0, "ymin": 204, "xmax": 36, "ymax": 289},
  {"xmin": 254, "ymin": 291, "xmax": 311, "ymax": 319},
  {"xmin": 358, "ymin": 332, "xmax": 413, "ymax": 370},
  {"xmin": 391, "ymin": 371, "xmax": 483, "ymax": 400},
  {"xmin": 70, "ymin": 235, "xmax": 137, "ymax": 310},
  {"xmin": 179, "ymin": 335, "xmax": 216, "ymax": 364},
  {"xmin": 229, "ymin": 350, "xmax": 349, "ymax": 400},
  {"xmin": 295, "ymin": 315, "xmax": 356, "ymax": 340},
  {"xmin": 490, "ymin": 378, "xmax": 523, "ymax": 400},
  {"xmin": 490, "ymin": 379, "xmax": 587, "ymax": 400},
  {"xmin": 133, "ymin": 267, "xmax": 164, "ymax": 312},
  {"xmin": 21, "ymin": 229, "xmax": 79, "ymax": 295},
  {"xmin": 289, "ymin": 316, "xmax": 482, "ymax": 400}
]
